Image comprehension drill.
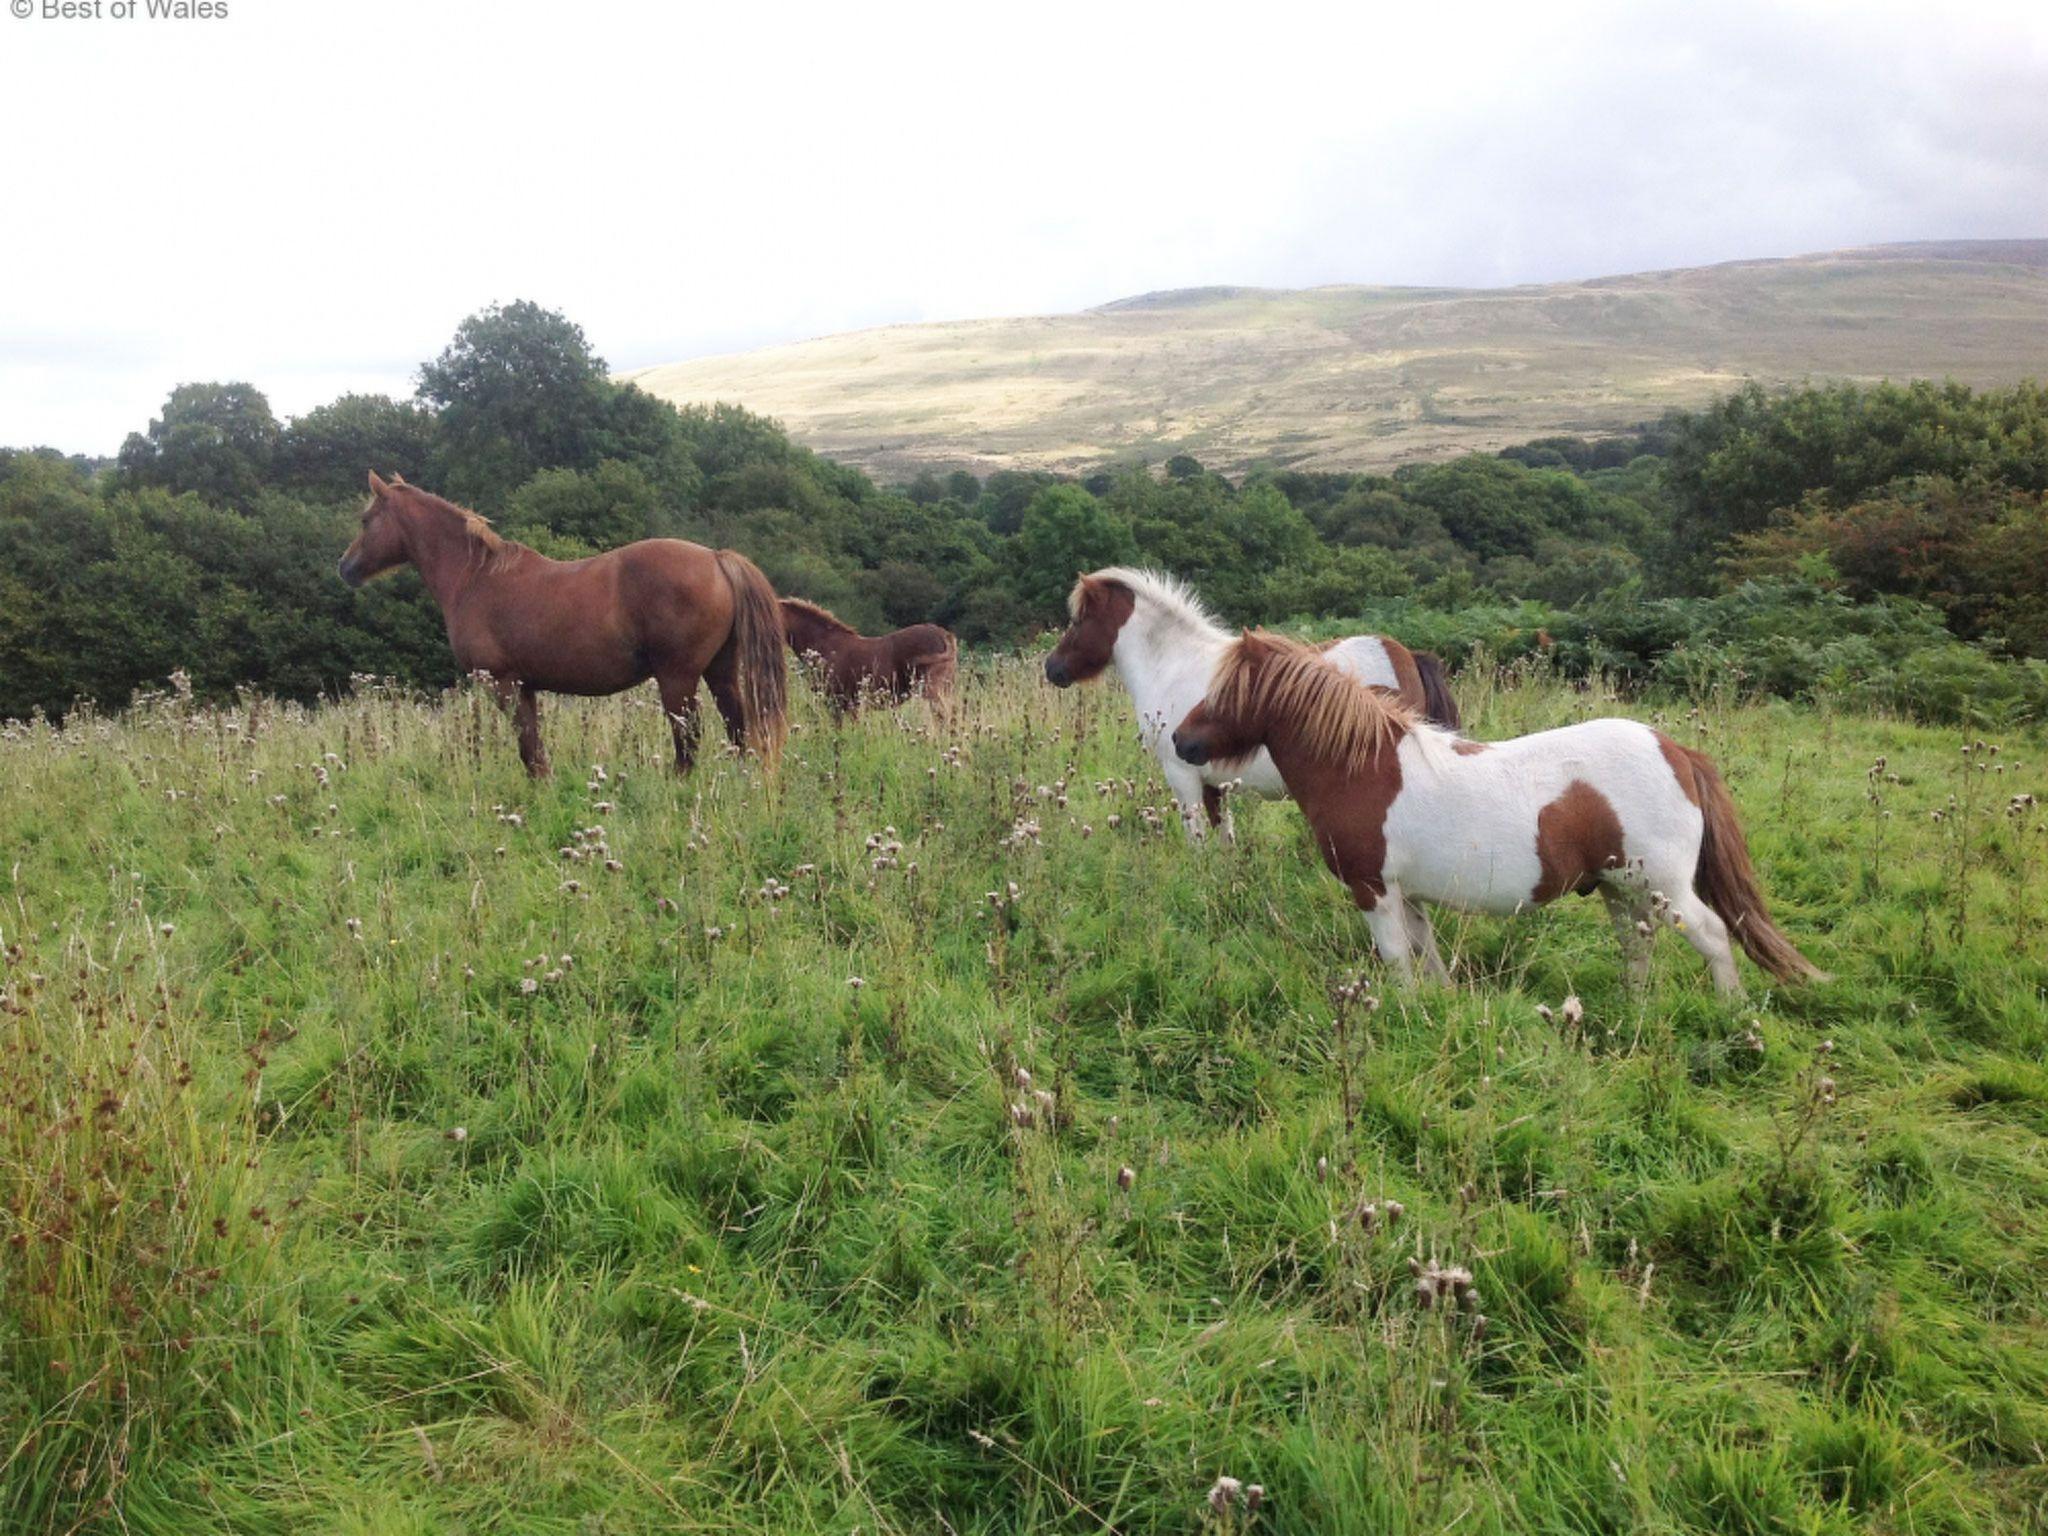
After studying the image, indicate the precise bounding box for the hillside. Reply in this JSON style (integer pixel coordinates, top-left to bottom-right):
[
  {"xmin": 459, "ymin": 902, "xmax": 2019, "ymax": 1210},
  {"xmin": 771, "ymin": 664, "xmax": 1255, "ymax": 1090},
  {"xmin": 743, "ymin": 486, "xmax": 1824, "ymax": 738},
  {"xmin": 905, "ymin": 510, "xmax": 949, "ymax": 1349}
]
[{"xmin": 625, "ymin": 240, "xmax": 2048, "ymax": 479}]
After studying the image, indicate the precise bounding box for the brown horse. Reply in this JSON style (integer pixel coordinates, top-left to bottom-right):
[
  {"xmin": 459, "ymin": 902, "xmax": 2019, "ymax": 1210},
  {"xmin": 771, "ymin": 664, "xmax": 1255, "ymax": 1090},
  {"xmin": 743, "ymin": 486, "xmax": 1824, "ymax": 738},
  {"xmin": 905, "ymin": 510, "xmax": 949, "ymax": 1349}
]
[
  {"xmin": 339, "ymin": 473, "xmax": 786, "ymax": 777},
  {"xmin": 778, "ymin": 598, "xmax": 957, "ymax": 715}
]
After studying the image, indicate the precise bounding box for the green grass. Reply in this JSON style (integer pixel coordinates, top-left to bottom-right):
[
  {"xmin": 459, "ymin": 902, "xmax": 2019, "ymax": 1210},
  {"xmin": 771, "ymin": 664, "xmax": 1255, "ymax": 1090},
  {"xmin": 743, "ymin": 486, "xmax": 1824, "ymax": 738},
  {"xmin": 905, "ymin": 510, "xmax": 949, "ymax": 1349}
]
[{"xmin": 3, "ymin": 658, "xmax": 2046, "ymax": 1533}]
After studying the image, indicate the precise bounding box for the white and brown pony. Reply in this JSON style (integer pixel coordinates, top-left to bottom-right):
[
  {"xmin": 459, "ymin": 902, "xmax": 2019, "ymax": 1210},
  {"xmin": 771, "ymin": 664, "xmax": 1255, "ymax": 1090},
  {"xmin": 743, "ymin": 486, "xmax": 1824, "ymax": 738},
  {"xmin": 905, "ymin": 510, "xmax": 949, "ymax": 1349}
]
[
  {"xmin": 1043, "ymin": 568, "xmax": 1461, "ymax": 837},
  {"xmin": 1170, "ymin": 631, "xmax": 1826, "ymax": 995}
]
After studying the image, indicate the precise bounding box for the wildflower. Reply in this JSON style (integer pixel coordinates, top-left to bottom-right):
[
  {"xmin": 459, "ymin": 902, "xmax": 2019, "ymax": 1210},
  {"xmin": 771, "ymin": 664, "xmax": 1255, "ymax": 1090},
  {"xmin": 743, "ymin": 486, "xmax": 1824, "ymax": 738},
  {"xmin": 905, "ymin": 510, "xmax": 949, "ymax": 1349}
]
[
  {"xmin": 519, "ymin": 978, "xmax": 538, "ymax": 996},
  {"xmin": 1246, "ymin": 1485, "xmax": 1266, "ymax": 1512},
  {"xmin": 1316, "ymin": 1155, "xmax": 1329, "ymax": 1182},
  {"xmin": 159, "ymin": 922, "xmax": 176, "ymax": 936},
  {"xmin": 847, "ymin": 976, "xmax": 865, "ymax": 991},
  {"xmin": 1014, "ymin": 1067, "xmax": 1032, "ymax": 1089},
  {"xmin": 446, "ymin": 1126, "xmax": 468, "ymax": 1142},
  {"xmin": 1207, "ymin": 1476, "xmax": 1243, "ymax": 1513},
  {"xmin": 1560, "ymin": 995, "xmax": 1584, "ymax": 1027},
  {"xmin": 1117, "ymin": 1165, "xmax": 1135, "ymax": 1191}
]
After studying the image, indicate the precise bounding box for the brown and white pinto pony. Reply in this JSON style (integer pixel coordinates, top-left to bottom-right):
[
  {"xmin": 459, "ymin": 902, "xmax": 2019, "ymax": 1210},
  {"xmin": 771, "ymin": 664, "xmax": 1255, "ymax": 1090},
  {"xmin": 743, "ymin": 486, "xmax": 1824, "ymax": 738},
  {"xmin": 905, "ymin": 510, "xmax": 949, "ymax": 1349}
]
[
  {"xmin": 339, "ymin": 473, "xmax": 787, "ymax": 777},
  {"xmin": 1042, "ymin": 568, "xmax": 1460, "ymax": 838},
  {"xmin": 1171, "ymin": 631, "xmax": 1826, "ymax": 995},
  {"xmin": 777, "ymin": 599, "xmax": 958, "ymax": 715}
]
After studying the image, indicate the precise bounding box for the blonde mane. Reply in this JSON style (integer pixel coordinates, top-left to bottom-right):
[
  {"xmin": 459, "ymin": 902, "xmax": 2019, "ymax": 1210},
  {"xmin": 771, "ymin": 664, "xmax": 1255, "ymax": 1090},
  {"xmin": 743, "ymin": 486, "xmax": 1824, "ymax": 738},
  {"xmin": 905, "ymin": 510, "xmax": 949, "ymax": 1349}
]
[
  {"xmin": 1068, "ymin": 566, "xmax": 1228, "ymax": 640},
  {"xmin": 1211, "ymin": 631, "xmax": 1418, "ymax": 773}
]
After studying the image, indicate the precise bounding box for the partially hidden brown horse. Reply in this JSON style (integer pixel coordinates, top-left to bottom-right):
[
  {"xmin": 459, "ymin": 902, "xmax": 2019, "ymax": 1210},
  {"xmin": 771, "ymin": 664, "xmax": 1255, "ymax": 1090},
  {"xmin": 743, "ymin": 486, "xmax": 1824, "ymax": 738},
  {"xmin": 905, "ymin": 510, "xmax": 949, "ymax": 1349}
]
[
  {"xmin": 778, "ymin": 598, "xmax": 957, "ymax": 715},
  {"xmin": 339, "ymin": 473, "xmax": 787, "ymax": 777}
]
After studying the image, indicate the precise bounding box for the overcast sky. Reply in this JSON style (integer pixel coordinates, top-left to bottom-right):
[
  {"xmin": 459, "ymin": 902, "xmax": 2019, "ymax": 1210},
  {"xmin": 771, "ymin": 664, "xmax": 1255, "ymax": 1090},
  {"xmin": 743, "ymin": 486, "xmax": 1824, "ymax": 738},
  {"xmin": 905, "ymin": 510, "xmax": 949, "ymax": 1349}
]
[{"xmin": 3, "ymin": 0, "xmax": 2044, "ymax": 454}]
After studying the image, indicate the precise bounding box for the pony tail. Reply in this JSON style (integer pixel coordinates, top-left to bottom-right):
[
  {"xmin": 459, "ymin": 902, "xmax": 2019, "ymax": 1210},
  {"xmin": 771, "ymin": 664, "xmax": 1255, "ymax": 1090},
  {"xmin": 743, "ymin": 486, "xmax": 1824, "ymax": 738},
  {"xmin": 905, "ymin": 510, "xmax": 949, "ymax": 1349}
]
[
  {"xmin": 714, "ymin": 550, "xmax": 789, "ymax": 768},
  {"xmin": 1683, "ymin": 746, "xmax": 1828, "ymax": 984},
  {"xmin": 1413, "ymin": 651, "xmax": 1461, "ymax": 730},
  {"xmin": 916, "ymin": 631, "xmax": 958, "ymax": 710}
]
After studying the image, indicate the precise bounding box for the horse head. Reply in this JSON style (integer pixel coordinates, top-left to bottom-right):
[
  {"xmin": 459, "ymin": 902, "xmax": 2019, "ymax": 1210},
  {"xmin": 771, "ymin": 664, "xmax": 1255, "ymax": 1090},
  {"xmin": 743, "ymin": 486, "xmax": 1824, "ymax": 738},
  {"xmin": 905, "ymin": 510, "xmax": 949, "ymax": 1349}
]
[
  {"xmin": 1044, "ymin": 573, "xmax": 1136, "ymax": 687},
  {"xmin": 338, "ymin": 471, "xmax": 412, "ymax": 587},
  {"xmin": 1172, "ymin": 630, "xmax": 1274, "ymax": 767}
]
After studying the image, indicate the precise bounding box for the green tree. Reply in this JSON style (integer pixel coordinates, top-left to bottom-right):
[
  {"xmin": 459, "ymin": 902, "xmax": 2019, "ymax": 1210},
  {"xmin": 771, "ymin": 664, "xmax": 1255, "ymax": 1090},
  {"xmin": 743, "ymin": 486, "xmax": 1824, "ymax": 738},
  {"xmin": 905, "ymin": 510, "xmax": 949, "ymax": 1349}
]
[
  {"xmin": 418, "ymin": 301, "xmax": 687, "ymax": 510},
  {"xmin": 1008, "ymin": 486, "xmax": 1137, "ymax": 616},
  {"xmin": 276, "ymin": 394, "xmax": 436, "ymax": 501},
  {"xmin": 503, "ymin": 461, "xmax": 672, "ymax": 551},
  {"xmin": 116, "ymin": 382, "xmax": 280, "ymax": 505}
]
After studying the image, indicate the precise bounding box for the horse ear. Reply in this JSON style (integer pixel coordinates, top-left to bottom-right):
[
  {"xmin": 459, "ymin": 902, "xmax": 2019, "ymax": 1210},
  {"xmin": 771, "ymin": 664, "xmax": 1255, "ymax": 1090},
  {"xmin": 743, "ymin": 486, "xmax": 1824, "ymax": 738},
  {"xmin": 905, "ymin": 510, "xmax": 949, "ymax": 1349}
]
[
  {"xmin": 368, "ymin": 470, "xmax": 392, "ymax": 496},
  {"xmin": 391, "ymin": 473, "xmax": 407, "ymax": 486}
]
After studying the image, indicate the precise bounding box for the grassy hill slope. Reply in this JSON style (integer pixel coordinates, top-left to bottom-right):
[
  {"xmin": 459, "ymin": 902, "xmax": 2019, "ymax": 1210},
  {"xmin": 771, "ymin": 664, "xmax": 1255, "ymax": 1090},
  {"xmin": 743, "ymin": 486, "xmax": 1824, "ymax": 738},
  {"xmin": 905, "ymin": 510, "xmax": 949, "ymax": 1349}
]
[
  {"xmin": 4, "ymin": 661, "xmax": 2046, "ymax": 1531},
  {"xmin": 626, "ymin": 240, "xmax": 2048, "ymax": 479}
]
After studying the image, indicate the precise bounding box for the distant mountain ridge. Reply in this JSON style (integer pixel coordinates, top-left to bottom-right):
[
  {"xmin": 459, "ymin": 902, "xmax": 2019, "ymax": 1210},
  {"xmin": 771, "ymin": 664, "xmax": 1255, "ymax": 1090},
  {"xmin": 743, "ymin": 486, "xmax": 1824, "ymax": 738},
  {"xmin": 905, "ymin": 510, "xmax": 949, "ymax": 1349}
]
[{"xmin": 625, "ymin": 240, "xmax": 2048, "ymax": 480}]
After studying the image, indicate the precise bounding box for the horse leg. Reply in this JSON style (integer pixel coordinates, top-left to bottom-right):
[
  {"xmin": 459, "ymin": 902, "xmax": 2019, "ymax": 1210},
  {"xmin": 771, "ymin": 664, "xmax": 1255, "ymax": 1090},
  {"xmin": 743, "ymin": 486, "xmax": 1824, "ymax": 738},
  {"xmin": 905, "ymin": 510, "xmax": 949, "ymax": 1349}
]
[
  {"xmin": 1165, "ymin": 767, "xmax": 1209, "ymax": 841},
  {"xmin": 1201, "ymin": 784, "xmax": 1237, "ymax": 843},
  {"xmin": 1362, "ymin": 892, "xmax": 1416, "ymax": 986},
  {"xmin": 655, "ymin": 667, "xmax": 704, "ymax": 775},
  {"xmin": 1600, "ymin": 884, "xmax": 1654, "ymax": 991},
  {"xmin": 1405, "ymin": 897, "xmax": 1451, "ymax": 984},
  {"xmin": 490, "ymin": 677, "xmax": 551, "ymax": 778},
  {"xmin": 1668, "ymin": 888, "xmax": 1744, "ymax": 998}
]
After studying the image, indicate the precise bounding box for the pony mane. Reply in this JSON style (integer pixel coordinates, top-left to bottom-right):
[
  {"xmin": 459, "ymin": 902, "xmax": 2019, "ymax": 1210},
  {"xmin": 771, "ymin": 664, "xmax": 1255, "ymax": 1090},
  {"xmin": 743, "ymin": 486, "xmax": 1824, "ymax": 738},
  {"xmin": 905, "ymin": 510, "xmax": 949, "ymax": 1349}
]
[
  {"xmin": 1069, "ymin": 566, "xmax": 1227, "ymax": 640},
  {"xmin": 1212, "ymin": 631, "xmax": 1418, "ymax": 773},
  {"xmin": 779, "ymin": 597, "xmax": 857, "ymax": 635}
]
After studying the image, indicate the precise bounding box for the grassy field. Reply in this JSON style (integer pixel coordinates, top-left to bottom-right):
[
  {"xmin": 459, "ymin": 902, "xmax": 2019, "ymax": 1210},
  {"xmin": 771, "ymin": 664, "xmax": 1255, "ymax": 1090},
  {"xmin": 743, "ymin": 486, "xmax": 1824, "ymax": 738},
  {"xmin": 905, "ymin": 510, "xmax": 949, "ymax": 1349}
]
[
  {"xmin": 623, "ymin": 241, "xmax": 2048, "ymax": 480},
  {"xmin": 3, "ymin": 655, "xmax": 2047, "ymax": 1534}
]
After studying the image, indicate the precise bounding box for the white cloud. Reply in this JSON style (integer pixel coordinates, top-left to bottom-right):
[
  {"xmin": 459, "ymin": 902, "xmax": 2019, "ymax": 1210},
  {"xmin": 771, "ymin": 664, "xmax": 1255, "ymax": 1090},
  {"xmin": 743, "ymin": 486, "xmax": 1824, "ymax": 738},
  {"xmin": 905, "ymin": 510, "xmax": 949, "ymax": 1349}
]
[{"xmin": 2, "ymin": 0, "xmax": 2043, "ymax": 452}]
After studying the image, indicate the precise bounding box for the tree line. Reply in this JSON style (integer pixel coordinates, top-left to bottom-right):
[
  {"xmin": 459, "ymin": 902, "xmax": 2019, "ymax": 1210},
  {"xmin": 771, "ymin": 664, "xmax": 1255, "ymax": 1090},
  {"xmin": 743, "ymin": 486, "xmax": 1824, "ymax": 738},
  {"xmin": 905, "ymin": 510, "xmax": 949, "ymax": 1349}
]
[{"xmin": 3, "ymin": 301, "xmax": 2045, "ymax": 722}]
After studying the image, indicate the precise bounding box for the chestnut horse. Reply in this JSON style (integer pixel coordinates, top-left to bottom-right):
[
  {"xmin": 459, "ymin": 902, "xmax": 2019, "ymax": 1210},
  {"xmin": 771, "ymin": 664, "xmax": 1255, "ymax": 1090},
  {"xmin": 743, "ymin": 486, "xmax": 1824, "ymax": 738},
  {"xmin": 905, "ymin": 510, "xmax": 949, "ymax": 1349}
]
[
  {"xmin": 339, "ymin": 473, "xmax": 786, "ymax": 777},
  {"xmin": 1172, "ymin": 630, "xmax": 1826, "ymax": 995},
  {"xmin": 1043, "ymin": 567, "xmax": 1461, "ymax": 838},
  {"xmin": 778, "ymin": 598, "xmax": 957, "ymax": 714}
]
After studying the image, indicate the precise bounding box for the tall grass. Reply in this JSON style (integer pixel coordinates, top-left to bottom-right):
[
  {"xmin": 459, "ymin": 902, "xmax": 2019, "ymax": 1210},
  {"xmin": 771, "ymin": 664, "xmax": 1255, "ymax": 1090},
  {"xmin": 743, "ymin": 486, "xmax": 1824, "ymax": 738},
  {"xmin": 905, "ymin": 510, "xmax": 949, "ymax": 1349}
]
[{"xmin": 2, "ymin": 657, "xmax": 2045, "ymax": 1533}]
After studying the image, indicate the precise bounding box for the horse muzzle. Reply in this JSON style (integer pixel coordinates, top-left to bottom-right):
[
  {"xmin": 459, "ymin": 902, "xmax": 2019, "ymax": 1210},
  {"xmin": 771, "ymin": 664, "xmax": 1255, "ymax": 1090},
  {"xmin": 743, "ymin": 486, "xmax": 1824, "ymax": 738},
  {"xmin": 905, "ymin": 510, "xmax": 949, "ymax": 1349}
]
[
  {"xmin": 1173, "ymin": 730, "xmax": 1210, "ymax": 766},
  {"xmin": 1043, "ymin": 655, "xmax": 1073, "ymax": 688},
  {"xmin": 337, "ymin": 555, "xmax": 365, "ymax": 588}
]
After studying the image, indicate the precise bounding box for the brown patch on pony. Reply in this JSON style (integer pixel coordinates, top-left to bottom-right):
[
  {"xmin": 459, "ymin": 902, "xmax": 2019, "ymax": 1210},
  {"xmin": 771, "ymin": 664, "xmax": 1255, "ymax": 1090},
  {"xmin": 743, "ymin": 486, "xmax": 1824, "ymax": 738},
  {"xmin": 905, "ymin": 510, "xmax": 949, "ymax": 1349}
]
[
  {"xmin": 1532, "ymin": 780, "xmax": 1626, "ymax": 902},
  {"xmin": 1382, "ymin": 638, "xmax": 1425, "ymax": 714},
  {"xmin": 1208, "ymin": 631, "xmax": 1415, "ymax": 777},
  {"xmin": 1655, "ymin": 732, "xmax": 1702, "ymax": 805},
  {"xmin": 1045, "ymin": 575, "xmax": 1137, "ymax": 684},
  {"xmin": 1669, "ymin": 741, "xmax": 1829, "ymax": 983},
  {"xmin": 1451, "ymin": 738, "xmax": 1490, "ymax": 756},
  {"xmin": 1198, "ymin": 630, "xmax": 1418, "ymax": 910}
]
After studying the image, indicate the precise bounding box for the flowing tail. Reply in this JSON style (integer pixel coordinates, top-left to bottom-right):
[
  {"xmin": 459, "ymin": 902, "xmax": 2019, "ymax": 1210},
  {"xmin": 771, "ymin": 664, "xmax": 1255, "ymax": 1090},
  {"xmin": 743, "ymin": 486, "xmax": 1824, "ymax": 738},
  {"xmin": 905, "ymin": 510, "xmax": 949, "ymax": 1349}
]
[
  {"xmin": 713, "ymin": 550, "xmax": 789, "ymax": 768},
  {"xmin": 1679, "ymin": 743, "xmax": 1828, "ymax": 983},
  {"xmin": 913, "ymin": 632, "xmax": 958, "ymax": 710},
  {"xmin": 1413, "ymin": 651, "xmax": 1461, "ymax": 730}
]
